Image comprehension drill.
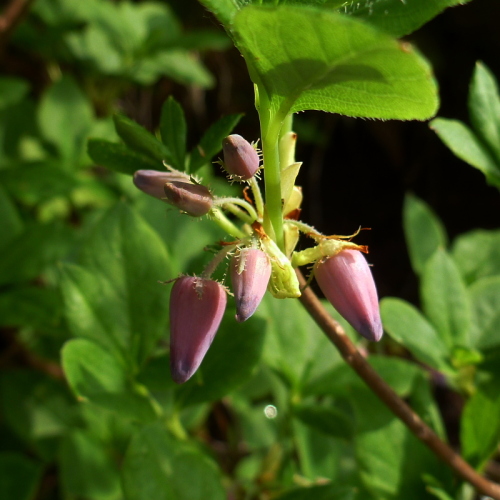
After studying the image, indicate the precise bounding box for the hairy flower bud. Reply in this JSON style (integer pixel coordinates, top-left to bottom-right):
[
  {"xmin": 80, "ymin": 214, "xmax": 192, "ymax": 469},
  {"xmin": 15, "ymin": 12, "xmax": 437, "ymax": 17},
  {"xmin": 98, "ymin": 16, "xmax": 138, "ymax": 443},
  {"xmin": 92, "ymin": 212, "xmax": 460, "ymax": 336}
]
[
  {"xmin": 314, "ymin": 249, "xmax": 383, "ymax": 342},
  {"xmin": 163, "ymin": 181, "xmax": 213, "ymax": 217},
  {"xmin": 222, "ymin": 134, "xmax": 260, "ymax": 180},
  {"xmin": 133, "ymin": 169, "xmax": 190, "ymax": 199},
  {"xmin": 231, "ymin": 248, "xmax": 271, "ymax": 322},
  {"xmin": 170, "ymin": 276, "xmax": 227, "ymax": 384}
]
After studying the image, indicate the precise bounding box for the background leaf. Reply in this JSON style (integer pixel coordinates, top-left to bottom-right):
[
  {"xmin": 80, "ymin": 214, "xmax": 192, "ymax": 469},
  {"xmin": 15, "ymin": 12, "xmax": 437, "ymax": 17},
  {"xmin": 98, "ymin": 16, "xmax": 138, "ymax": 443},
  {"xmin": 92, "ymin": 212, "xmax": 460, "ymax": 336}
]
[
  {"xmin": 122, "ymin": 422, "xmax": 225, "ymax": 500},
  {"xmin": 88, "ymin": 139, "xmax": 159, "ymax": 175},
  {"xmin": 381, "ymin": 298, "xmax": 452, "ymax": 372},
  {"xmin": 430, "ymin": 118, "xmax": 500, "ymax": 185},
  {"xmin": 420, "ymin": 248, "xmax": 472, "ymax": 350},
  {"xmin": 403, "ymin": 193, "xmax": 447, "ymax": 275},
  {"xmin": 468, "ymin": 61, "xmax": 500, "ymax": 161},
  {"xmin": 160, "ymin": 96, "xmax": 187, "ymax": 171},
  {"xmin": 0, "ymin": 452, "xmax": 43, "ymax": 500},
  {"xmin": 62, "ymin": 338, "xmax": 157, "ymax": 422}
]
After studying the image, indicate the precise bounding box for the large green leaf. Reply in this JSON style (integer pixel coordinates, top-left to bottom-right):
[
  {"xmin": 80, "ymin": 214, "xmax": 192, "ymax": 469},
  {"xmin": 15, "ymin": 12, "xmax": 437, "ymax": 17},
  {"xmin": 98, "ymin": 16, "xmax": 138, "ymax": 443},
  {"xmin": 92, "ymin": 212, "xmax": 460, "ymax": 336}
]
[
  {"xmin": 451, "ymin": 229, "xmax": 500, "ymax": 284},
  {"xmin": 38, "ymin": 75, "xmax": 93, "ymax": 162},
  {"xmin": 403, "ymin": 194, "xmax": 447, "ymax": 275},
  {"xmin": 468, "ymin": 277, "xmax": 500, "ymax": 350},
  {"xmin": 122, "ymin": 422, "xmax": 225, "ymax": 500},
  {"xmin": 59, "ymin": 429, "xmax": 122, "ymax": 500},
  {"xmin": 160, "ymin": 97, "xmax": 187, "ymax": 171},
  {"xmin": 0, "ymin": 184, "xmax": 23, "ymax": 250},
  {"xmin": 174, "ymin": 312, "xmax": 266, "ymax": 407},
  {"xmin": 0, "ymin": 453, "xmax": 43, "ymax": 500},
  {"xmin": 381, "ymin": 298, "xmax": 452, "ymax": 373},
  {"xmin": 430, "ymin": 118, "xmax": 500, "ymax": 186},
  {"xmin": 420, "ymin": 249, "xmax": 472, "ymax": 350},
  {"xmin": 232, "ymin": 5, "xmax": 438, "ymax": 120},
  {"xmin": 468, "ymin": 61, "xmax": 500, "ymax": 161},
  {"xmin": 87, "ymin": 139, "xmax": 159, "ymax": 175},
  {"xmin": 461, "ymin": 375, "xmax": 500, "ymax": 470},
  {"xmin": 113, "ymin": 114, "xmax": 171, "ymax": 163},
  {"xmin": 60, "ymin": 203, "xmax": 171, "ymax": 369},
  {"xmin": 276, "ymin": 484, "xmax": 356, "ymax": 500},
  {"xmin": 62, "ymin": 339, "xmax": 157, "ymax": 421},
  {"xmin": 345, "ymin": 0, "xmax": 471, "ymax": 38},
  {"xmin": 293, "ymin": 404, "xmax": 354, "ymax": 440}
]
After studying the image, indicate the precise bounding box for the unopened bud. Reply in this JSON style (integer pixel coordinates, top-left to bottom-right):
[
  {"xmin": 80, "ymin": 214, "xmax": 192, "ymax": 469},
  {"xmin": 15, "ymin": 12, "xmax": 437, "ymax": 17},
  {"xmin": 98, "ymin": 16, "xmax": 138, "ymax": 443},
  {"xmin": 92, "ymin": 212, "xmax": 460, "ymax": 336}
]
[
  {"xmin": 133, "ymin": 169, "xmax": 190, "ymax": 199},
  {"xmin": 170, "ymin": 276, "xmax": 227, "ymax": 384},
  {"xmin": 163, "ymin": 181, "xmax": 213, "ymax": 217},
  {"xmin": 231, "ymin": 248, "xmax": 271, "ymax": 322},
  {"xmin": 314, "ymin": 249, "xmax": 383, "ymax": 342},
  {"xmin": 222, "ymin": 134, "xmax": 260, "ymax": 180}
]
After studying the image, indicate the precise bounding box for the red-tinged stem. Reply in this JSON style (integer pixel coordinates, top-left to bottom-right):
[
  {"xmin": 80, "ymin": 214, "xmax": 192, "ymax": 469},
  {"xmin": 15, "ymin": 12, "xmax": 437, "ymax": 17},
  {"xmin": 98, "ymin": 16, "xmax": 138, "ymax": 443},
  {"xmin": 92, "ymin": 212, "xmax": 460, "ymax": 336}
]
[
  {"xmin": 296, "ymin": 269, "xmax": 500, "ymax": 500},
  {"xmin": 0, "ymin": 0, "xmax": 36, "ymax": 44}
]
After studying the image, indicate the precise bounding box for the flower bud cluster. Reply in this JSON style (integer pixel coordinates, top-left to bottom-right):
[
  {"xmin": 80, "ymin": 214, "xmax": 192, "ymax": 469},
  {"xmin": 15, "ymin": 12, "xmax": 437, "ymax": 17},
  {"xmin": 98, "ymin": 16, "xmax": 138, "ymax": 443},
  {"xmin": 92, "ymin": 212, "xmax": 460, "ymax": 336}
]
[{"xmin": 133, "ymin": 133, "xmax": 383, "ymax": 384}]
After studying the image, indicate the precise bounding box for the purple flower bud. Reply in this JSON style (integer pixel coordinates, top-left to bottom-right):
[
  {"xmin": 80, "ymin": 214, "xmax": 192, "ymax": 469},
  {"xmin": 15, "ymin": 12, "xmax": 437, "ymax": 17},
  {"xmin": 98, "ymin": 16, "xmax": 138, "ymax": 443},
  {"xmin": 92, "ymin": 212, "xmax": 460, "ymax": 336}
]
[
  {"xmin": 231, "ymin": 248, "xmax": 271, "ymax": 322},
  {"xmin": 314, "ymin": 249, "xmax": 383, "ymax": 342},
  {"xmin": 163, "ymin": 181, "xmax": 213, "ymax": 217},
  {"xmin": 170, "ymin": 276, "xmax": 227, "ymax": 384},
  {"xmin": 222, "ymin": 135, "xmax": 260, "ymax": 180},
  {"xmin": 133, "ymin": 169, "xmax": 190, "ymax": 199}
]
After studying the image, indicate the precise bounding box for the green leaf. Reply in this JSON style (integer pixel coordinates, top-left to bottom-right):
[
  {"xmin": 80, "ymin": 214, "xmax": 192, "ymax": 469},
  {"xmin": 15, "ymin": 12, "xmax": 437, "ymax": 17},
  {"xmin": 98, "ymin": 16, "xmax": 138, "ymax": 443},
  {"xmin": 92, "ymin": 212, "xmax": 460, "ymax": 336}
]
[
  {"xmin": 61, "ymin": 203, "xmax": 171, "ymax": 368},
  {"xmin": 468, "ymin": 61, "xmax": 500, "ymax": 161},
  {"xmin": 403, "ymin": 193, "xmax": 447, "ymax": 275},
  {"xmin": 0, "ymin": 184, "xmax": 23, "ymax": 250},
  {"xmin": 38, "ymin": 75, "xmax": 93, "ymax": 162},
  {"xmin": 132, "ymin": 50, "xmax": 215, "ymax": 88},
  {"xmin": 233, "ymin": 5, "xmax": 438, "ymax": 120},
  {"xmin": 276, "ymin": 484, "xmax": 357, "ymax": 500},
  {"xmin": 469, "ymin": 277, "xmax": 500, "ymax": 350},
  {"xmin": 59, "ymin": 430, "xmax": 122, "ymax": 500},
  {"xmin": 461, "ymin": 375, "xmax": 500, "ymax": 469},
  {"xmin": 421, "ymin": 248, "xmax": 472, "ymax": 350},
  {"xmin": 0, "ymin": 77, "xmax": 30, "ymax": 110},
  {"xmin": 0, "ymin": 370, "xmax": 79, "ymax": 450},
  {"xmin": 451, "ymin": 229, "xmax": 500, "ymax": 284},
  {"xmin": 175, "ymin": 313, "xmax": 266, "ymax": 407},
  {"xmin": 381, "ymin": 298, "xmax": 451, "ymax": 372},
  {"xmin": 197, "ymin": 0, "xmax": 243, "ymax": 26},
  {"xmin": 345, "ymin": 0, "xmax": 471, "ymax": 38},
  {"xmin": 0, "ymin": 453, "xmax": 43, "ymax": 500},
  {"xmin": 62, "ymin": 339, "xmax": 157, "ymax": 422},
  {"xmin": 0, "ymin": 222, "xmax": 73, "ymax": 286},
  {"xmin": 122, "ymin": 422, "xmax": 225, "ymax": 500},
  {"xmin": 430, "ymin": 118, "xmax": 500, "ymax": 186},
  {"xmin": 87, "ymin": 139, "xmax": 159, "ymax": 175},
  {"xmin": 189, "ymin": 113, "xmax": 243, "ymax": 172},
  {"xmin": 293, "ymin": 404, "xmax": 354, "ymax": 440},
  {"xmin": 113, "ymin": 114, "xmax": 171, "ymax": 163},
  {"xmin": 160, "ymin": 97, "xmax": 187, "ymax": 170}
]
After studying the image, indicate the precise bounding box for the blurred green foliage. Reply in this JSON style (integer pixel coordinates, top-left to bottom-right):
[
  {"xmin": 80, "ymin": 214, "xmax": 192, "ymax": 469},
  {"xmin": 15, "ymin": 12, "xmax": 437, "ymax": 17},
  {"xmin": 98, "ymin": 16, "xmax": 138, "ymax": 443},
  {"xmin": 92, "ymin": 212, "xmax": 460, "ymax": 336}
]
[{"xmin": 1, "ymin": 0, "xmax": 500, "ymax": 499}]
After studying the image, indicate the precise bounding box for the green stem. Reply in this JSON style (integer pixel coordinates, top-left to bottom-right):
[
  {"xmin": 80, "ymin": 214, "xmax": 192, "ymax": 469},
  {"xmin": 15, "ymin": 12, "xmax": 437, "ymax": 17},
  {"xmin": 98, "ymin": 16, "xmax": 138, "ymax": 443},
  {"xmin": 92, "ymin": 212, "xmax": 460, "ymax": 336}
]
[
  {"xmin": 215, "ymin": 197, "xmax": 258, "ymax": 223},
  {"xmin": 202, "ymin": 244, "xmax": 237, "ymax": 279},
  {"xmin": 260, "ymin": 114, "xmax": 285, "ymax": 250},
  {"xmin": 249, "ymin": 177, "xmax": 265, "ymax": 219},
  {"xmin": 209, "ymin": 207, "xmax": 246, "ymax": 239},
  {"xmin": 285, "ymin": 219, "xmax": 322, "ymax": 237}
]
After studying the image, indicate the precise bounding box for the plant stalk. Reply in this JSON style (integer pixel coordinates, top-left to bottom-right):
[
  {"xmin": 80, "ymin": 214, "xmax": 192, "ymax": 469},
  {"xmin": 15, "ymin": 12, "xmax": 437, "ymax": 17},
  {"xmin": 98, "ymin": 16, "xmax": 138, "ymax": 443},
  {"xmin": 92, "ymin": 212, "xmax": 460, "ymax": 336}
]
[{"xmin": 295, "ymin": 269, "xmax": 500, "ymax": 500}]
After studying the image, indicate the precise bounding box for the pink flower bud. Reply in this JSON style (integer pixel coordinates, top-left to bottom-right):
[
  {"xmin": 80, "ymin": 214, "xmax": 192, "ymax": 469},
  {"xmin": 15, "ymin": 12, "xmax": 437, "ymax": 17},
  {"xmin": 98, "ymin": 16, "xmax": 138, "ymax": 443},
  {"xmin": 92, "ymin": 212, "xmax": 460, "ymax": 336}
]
[
  {"xmin": 314, "ymin": 249, "xmax": 383, "ymax": 342},
  {"xmin": 163, "ymin": 181, "xmax": 213, "ymax": 217},
  {"xmin": 133, "ymin": 169, "xmax": 190, "ymax": 199},
  {"xmin": 231, "ymin": 248, "xmax": 271, "ymax": 322},
  {"xmin": 222, "ymin": 135, "xmax": 260, "ymax": 180},
  {"xmin": 170, "ymin": 276, "xmax": 227, "ymax": 384}
]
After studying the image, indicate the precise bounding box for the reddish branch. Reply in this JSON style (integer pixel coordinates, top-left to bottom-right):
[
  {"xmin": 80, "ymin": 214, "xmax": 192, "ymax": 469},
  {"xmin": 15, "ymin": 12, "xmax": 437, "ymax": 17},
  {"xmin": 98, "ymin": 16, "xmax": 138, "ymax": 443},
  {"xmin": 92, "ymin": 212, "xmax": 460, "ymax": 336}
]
[
  {"xmin": 296, "ymin": 269, "xmax": 500, "ymax": 500},
  {"xmin": 0, "ymin": 0, "xmax": 35, "ymax": 44}
]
